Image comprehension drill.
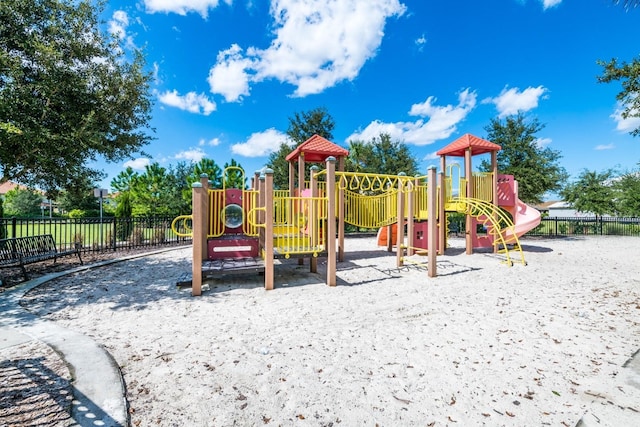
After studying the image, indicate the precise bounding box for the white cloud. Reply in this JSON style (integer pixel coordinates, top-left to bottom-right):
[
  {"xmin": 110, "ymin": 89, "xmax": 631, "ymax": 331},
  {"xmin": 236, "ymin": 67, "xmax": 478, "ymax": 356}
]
[
  {"xmin": 348, "ymin": 89, "xmax": 477, "ymax": 146},
  {"xmin": 124, "ymin": 158, "xmax": 151, "ymax": 170},
  {"xmin": 423, "ymin": 151, "xmax": 439, "ymax": 161},
  {"xmin": 541, "ymin": 0, "xmax": 562, "ymax": 10},
  {"xmin": 199, "ymin": 137, "xmax": 221, "ymax": 147},
  {"xmin": 208, "ymin": 0, "xmax": 407, "ymax": 100},
  {"xmin": 535, "ymin": 137, "xmax": 552, "ymax": 148},
  {"xmin": 109, "ymin": 11, "xmax": 129, "ymax": 40},
  {"xmin": 108, "ymin": 10, "xmax": 137, "ymax": 51},
  {"xmin": 152, "ymin": 62, "xmax": 162, "ymax": 85},
  {"xmin": 207, "ymin": 44, "xmax": 253, "ymax": 102},
  {"xmin": 611, "ymin": 103, "xmax": 640, "ymax": 133},
  {"xmin": 158, "ymin": 89, "xmax": 216, "ymax": 115},
  {"xmin": 415, "ymin": 34, "xmax": 427, "ymax": 51},
  {"xmin": 144, "ymin": 0, "xmax": 231, "ymax": 18},
  {"xmin": 231, "ymin": 128, "xmax": 288, "ymax": 157},
  {"xmin": 595, "ymin": 143, "xmax": 615, "ymax": 151},
  {"xmin": 484, "ymin": 86, "xmax": 548, "ymax": 118},
  {"xmin": 175, "ymin": 148, "xmax": 207, "ymax": 162}
]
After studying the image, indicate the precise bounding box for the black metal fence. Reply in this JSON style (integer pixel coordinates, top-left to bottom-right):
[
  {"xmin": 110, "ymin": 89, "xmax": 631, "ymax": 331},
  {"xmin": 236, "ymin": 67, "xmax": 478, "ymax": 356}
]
[
  {"xmin": 444, "ymin": 215, "xmax": 640, "ymax": 238},
  {"xmin": 528, "ymin": 216, "xmax": 640, "ymax": 237},
  {"xmin": 0, "ymin": 216, "xmax": 192, "ymax": 253},
  {"xmin": 1, "ymin": 215, "xmax": 638, "ymax": 253}
]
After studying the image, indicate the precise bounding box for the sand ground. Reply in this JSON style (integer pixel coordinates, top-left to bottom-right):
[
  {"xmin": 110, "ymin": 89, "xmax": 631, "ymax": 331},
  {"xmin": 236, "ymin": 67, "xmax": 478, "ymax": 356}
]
[{"xmin": 9, "ymin": 236, "xmax": 640, "ymax": 426}]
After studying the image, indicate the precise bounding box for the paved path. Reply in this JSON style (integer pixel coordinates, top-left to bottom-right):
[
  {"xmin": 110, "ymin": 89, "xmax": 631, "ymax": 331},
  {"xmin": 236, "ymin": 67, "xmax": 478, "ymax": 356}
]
[{"xmin": 0, "ymin": 248, "xmax": 183, "ymax": 427}]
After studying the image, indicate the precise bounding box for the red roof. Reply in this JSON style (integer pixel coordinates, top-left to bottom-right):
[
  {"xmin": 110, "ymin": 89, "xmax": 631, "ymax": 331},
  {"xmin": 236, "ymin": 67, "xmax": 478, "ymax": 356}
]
[
  {"xmin": 285, "ymin": 134, "xmax": 349, "ymax": 163},
  {"xmin": 436, "ymin": 133, "xmax": 501, "ymax": 157},
  {"xmin": 0, "ymin": 181, "xmax": 27, "ymax": 195}
]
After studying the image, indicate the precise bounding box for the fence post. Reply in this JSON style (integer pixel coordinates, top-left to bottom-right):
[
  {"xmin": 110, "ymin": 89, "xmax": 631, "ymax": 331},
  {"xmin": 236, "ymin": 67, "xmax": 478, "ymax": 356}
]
[
  {"xmin": 599, "ymin": 216, "xmax": 603, "ymax": 236},
  {"xmin": 112, "ymin": 217, "xmax": 117, "ymax": 250}
]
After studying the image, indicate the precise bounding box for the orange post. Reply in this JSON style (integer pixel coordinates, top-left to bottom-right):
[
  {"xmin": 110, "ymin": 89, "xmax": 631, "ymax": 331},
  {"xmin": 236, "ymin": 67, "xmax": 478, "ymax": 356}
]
[
  {"xmin": 191, "ymin": 174, "xmax": 209, "ymax": 296},
  {"xmin": 427, "ymin": 167, "xmax": 437, "ymax": 277},
  {"xmin": 263, "ymin": 169, "xmax": 274, "ymax": 290},
  {"xmin": 465, "ymin": 148, "xmax": 474, "ymax": 255},
  {"xmin": 338, "ymin": 157, "xmax": 345, "ymax": 262},
  {"xmin": 396, "ymin": 173, "xmax": 405, "ymax": 267},
  {"xmin": 438, "ymin": 171, "xmax": 446, "ymax": 256},
  {"xmin": 325, "ymin": 157, "xmax": 336, "ymax": 286},
  {"xmin": 407, "ymin": 177, "xmax": 416, "ymax": 257},
  {"xmin": 491, "ymin": 151, "xmax": 499, "ymax": 254}
]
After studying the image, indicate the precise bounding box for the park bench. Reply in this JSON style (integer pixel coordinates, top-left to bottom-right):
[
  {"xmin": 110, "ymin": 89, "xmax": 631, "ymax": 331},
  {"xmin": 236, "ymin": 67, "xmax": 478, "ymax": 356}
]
[{"xmin": 0, "ymin": 234, "xmax": 83, "ymax": 281}]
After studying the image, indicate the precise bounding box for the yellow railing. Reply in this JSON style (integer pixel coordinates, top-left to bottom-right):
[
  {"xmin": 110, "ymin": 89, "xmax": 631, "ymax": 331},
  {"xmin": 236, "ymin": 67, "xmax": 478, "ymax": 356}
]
[
  {"xmin": 472, "ymin": 173, "xmax": 493, "ymax": 202},
  {"xmin": 272, "ymin": 195, "xmax": 327, "ymax": 257},
  {"xmin": 335, "ymin": 171, "xmax": 416, "ymax": 192},
  {"xmin": 171, "ymin": 215, "xmax": 193, "ymax": 237},
  {"xmin": 207, "ymin": 188, "xmax": 260, "ymax": 238},
  {"xmin": 343, "ymin": 188, "xmax": 397, "ymax": 228},
  {"xmin": 453, "ymin": 197, "xmax": 526, "ymax": 266},
  {"xmin": 208, "ymin": 189, "xmax": 225, "ymax": 237}
]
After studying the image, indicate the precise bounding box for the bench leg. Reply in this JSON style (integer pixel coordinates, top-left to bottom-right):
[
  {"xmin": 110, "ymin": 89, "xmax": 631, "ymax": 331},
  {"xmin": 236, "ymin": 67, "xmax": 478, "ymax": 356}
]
[{"xmin": 20, "ymin": 264, "xmax": 29, "ymax": 281}]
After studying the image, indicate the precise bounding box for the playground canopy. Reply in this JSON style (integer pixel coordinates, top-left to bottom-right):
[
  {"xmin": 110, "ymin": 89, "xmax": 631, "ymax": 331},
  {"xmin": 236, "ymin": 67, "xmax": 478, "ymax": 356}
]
[
  {"xmin": 436, "ymin": 133, "xmax": 501, "ymax": 157},
  {"xmin": 285, "ymin": 134, "xmax": 349, "ymax": 163}
]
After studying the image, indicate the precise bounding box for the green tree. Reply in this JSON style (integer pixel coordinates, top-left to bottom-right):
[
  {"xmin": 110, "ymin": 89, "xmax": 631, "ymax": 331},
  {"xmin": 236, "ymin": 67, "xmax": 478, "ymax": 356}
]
[
  {"xmin": 165, "ymin": 162, "xmax": 191, "ymax": 214},
  {"xmin": 115, "ymin": 191, "xmax": 133, "ymax": 240},
  {"xmin": 286, "ymin": 107, "xmax": 335, "ymax": 144},
  {"xmin": 480, "ymin": 114, "xmax": 568, "ymax": 204},
  {"xmin": 267, "ymin": 143, "xmax": 296, "ymax": 190},
  {"xmin": 222, "ymin": 159, "xmax": 246, "ymax": 189},
  {"xmin": 614, "ymin": 166, "xmax": 640, "ymax": 216},
  {"xmin": 130, "ymin": 163, "xmax": 175, "ymax": 216},
  {"xmin": 3, "ymin": 188, "xmax": 42, "ymax": 217},
  {"xmin": 345, "ymin": 133, "xmax": 420, "ymax": 177},
  {"xmin": 560, "ymin": 169, "xmax": 618, "ymax": 218},
  {"xmin": 345, "ymin": 140, "xmax": 369, "ymax": 173},
  {"xmin": 111, "ymin": 167, "xmax": 139, "ymax": 195},
  {"xmin": 181, "ymin": 158, "xmax": 221, "ymax": 207},
  {"xmin": 111, "ymin": 167, "xmax": 138, "ymax": 239},
  {"xmin": 598, "ymin": 56, "xmax": 640, "ymax": 137},
  {"xmin": 267, "ymin": 107, "xmax": 336, "ymax": 189},
  {"xmin": 56, "ymin": 176, "xmax": 100, "ymax": 215},
  {"xmin": 0, "ymin": 0, "xmax": 154, "ymax": 192}
]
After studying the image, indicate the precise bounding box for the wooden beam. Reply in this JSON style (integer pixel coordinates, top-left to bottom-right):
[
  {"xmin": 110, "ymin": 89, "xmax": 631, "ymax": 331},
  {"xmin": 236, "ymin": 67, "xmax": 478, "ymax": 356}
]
[{"xmin": 325, "ymin": 157, "xmax": 336, "ymax": 286}]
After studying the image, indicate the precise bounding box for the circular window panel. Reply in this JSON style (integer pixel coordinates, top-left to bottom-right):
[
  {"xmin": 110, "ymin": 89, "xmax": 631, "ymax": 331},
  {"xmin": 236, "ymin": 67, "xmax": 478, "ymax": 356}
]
[{"xmin": 223, "ymin": 203, "xmax": 244, "ymax": 229}]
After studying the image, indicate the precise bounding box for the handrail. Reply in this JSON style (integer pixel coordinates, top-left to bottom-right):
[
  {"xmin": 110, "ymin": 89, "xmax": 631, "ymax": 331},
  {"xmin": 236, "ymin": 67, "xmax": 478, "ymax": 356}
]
[
  {"xmin": 171, "ymin": 215, "xmax": 193, "ymax": 237},
  {"xmin": 246, "ymin": 207, "xmax": 266, "ymax": 229},
  {"xmin": 452, "ymin": 197, "xmax": 527, "ymax": 266}
]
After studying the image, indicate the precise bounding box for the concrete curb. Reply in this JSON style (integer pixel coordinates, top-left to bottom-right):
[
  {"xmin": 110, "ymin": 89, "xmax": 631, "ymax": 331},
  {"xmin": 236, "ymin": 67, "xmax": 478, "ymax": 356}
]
[{"xmin": 0, "ymin": 246, "xmax": 189, "ymax": 427}]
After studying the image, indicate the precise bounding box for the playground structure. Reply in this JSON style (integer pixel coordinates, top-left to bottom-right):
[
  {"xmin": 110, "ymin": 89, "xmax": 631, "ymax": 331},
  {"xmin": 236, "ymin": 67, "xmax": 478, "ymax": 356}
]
[{"xmin": 172, "ymin": 133, "xmax": 541, "ymax": 296}]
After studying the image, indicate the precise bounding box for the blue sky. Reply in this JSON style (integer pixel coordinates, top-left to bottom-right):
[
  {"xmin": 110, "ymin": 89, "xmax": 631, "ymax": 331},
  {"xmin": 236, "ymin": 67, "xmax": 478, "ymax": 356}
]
[{"xmin": 96, "ymin": 0, "xmax": 640, "ymax": 194}]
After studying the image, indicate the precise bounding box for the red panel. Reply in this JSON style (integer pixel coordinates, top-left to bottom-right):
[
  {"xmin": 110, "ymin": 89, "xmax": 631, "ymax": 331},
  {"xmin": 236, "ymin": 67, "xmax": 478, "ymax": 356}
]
[
  {"xmin": 496, "ymin": 174, "xmax": 516, "ymax": 207},
  {"xmin": 208, "ymin": 237, "xmax": 259, "ymax": 260}
]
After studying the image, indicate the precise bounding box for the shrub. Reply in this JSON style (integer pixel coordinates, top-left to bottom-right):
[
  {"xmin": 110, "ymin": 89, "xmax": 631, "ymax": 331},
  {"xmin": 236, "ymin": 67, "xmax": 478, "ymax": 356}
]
[
  {"xmin": 68, "ymin": 209, "xmax": 87, "ymax": 218},
  {"xmin": 130, "ymin": 227, "xmax": 145, "ymax": 245},
  {"xmin": 153, "ymin": 225, "xmax": 167, "ymax": 244},
  {"xmin": 72, "ymin": 232, "xmax": 84, "ymax": 248},
  {"xmin": 116, "ymin": 218, "xmax": 133, "ymax": 241}
]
